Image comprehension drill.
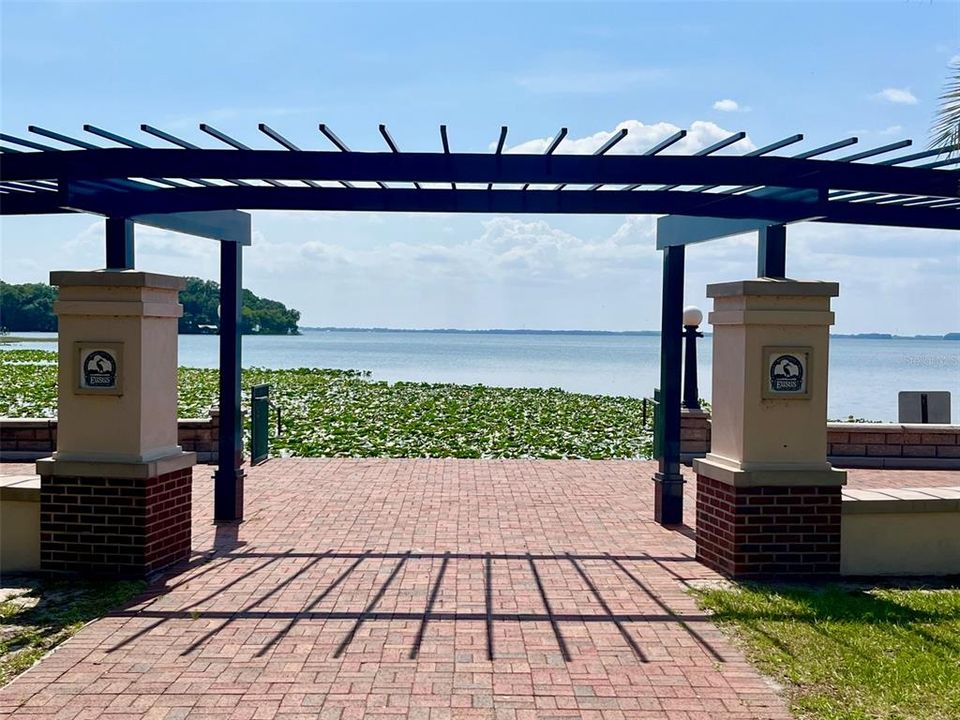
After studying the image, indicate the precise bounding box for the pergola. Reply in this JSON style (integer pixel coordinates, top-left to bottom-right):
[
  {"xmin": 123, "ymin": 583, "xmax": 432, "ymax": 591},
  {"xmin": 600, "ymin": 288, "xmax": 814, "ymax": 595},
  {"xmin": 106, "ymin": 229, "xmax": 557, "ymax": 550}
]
[{"xmin": 2, "ymin": 122, "xmax": 957, "ymax": 525}]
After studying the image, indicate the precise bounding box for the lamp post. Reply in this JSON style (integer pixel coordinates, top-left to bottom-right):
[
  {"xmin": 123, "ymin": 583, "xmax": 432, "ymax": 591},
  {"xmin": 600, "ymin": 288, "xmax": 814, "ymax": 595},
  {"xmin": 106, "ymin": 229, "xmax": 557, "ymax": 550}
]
[{"xmin": 682, "ymin": 305, "xmax": 703, "ymax": 411}]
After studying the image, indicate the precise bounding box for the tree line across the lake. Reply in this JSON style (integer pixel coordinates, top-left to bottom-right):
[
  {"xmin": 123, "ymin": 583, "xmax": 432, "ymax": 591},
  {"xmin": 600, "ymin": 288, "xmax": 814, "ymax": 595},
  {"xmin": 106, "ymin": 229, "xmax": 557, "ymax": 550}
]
[{"xmin": 0, "ymin": 278, "xmax": 300, "ymax": 335}]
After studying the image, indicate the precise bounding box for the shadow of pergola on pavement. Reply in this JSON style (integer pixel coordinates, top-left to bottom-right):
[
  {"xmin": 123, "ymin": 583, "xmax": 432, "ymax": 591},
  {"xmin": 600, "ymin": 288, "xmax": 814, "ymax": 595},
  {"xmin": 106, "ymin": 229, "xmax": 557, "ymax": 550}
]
[{"xmin": 108, "ymin": 549, "xmax": 727, "ymax": 664}]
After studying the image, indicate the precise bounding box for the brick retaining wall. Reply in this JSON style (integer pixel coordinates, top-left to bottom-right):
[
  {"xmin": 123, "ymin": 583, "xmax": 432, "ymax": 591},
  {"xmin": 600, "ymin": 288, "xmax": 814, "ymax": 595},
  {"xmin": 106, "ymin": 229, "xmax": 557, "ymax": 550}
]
[
  {"xmin": 680, "ymin": 409, "xmax": 711, "ymax": 459},
  {"xmin": 1, "ymin": 411, "xmax": 219, "ymax": 463},
  {"xmin": 6, "ymin": 412, "xmax": 956, "ymax": 468},
  {"xmin": 828, "ymin": 423, "xmax": 959, "ymax": 468},
  {"xmin": 677, "ymin": 415, "xmax": 959, "ymax": 469},
  {"xmin": 696, "ymin": 474, "xmax": 842, "ymax": 578},
  {"xmin": 40, "ymin": 466, "xmax": 193, "ymax": 578}
]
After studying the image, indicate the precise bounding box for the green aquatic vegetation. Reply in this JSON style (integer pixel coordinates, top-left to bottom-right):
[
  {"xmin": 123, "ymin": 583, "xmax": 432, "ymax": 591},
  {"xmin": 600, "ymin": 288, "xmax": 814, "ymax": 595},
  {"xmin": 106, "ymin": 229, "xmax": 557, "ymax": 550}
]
[
  {"xmin": 1, "ymin": 348, "xmax": 653, "ymax": 459},
  {"xmin": 0, "ymin": 350, "xmax": 58, "ymax": 418}
]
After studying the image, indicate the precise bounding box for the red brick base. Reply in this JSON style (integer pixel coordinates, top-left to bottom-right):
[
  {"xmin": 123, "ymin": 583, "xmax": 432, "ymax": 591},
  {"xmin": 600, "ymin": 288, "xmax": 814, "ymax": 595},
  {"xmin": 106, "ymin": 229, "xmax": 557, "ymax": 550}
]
[
  {"xmin": 696, "ymin": 474, "xmax": 841, "ymax": 578},
  {"xmin": 40, "ymin": 467, "xmax": 193, "ymax": 578}
]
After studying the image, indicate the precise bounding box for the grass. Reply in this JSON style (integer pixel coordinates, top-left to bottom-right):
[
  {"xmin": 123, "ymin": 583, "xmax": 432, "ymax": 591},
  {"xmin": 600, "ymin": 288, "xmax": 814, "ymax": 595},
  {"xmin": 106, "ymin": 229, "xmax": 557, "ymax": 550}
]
[
  {"xmin": 694, "ymin": 583, "xmax": 960, "ymax": 720},
  {"xmin": 0, "ymin": 577, "xmax": 146, "ymax": 686},
  {"xmin": 0, "ymin": 348, "xmax": 654, "ymax": 459}
]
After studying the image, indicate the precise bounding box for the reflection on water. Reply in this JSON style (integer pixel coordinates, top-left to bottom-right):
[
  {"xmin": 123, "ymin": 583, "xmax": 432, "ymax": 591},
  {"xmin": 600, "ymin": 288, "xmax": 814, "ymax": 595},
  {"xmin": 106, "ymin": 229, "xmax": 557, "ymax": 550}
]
[{"xmin": 7, "ymin": 330, "xmax": 959, "ymax": 422}]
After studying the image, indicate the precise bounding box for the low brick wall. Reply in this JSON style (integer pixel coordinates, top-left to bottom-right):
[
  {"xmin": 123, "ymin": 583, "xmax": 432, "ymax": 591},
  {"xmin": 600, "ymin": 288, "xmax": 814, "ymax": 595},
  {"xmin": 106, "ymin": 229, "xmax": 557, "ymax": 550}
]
[
  {"xmin": 40, "ymin": 466, "xmax": 193, "ymax": 578},
  {"xmin": 176, "ymin": 411, "xmax": 220, "ymax": 463},
  {"xmin": 696, "ymin": 474, "xmax": 842, "ymax": 578},
  {"xmin": 828, "ymin": 423, "xmax": 959, "ymax": 468},
  {"xmin": 680, "ymin": 409, "xmax": 711, "ymax": 460},
  {"xmin": 1, "ymin": 411, "xmax": 220, "ymax": 463},
  {"xmin": 675, "ymin": 413, "xmax": 959, "ymax": 470}
]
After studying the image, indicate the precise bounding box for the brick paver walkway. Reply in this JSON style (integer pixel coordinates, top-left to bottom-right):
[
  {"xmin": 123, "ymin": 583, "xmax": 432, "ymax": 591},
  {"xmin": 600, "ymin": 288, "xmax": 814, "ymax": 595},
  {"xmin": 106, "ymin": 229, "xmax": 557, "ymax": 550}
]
[{"xmin": 1, "ymin": 459, "xmax": 957, "ymax": 719}]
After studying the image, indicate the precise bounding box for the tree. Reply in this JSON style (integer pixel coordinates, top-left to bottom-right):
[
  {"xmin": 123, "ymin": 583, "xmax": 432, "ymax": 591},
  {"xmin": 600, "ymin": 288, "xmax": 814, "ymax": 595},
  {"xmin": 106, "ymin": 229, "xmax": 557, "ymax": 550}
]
[
  {"xmin": 179, "ymin": 279, "xmax": 300, "ymax": 335},
  {"xmin": 0, "ymin": 282, "xmax": 58, "ymax": 332},
  {"xmin": 0, "ymin": 279, "xmax": 300, "ymax": 335},
  {"xmin": 178, "ymin": 277, "xmax": 221, "ymax": 333},
  {"xmin": 931, "ymin": 59, "xmax": 960, "ymax": 156}
]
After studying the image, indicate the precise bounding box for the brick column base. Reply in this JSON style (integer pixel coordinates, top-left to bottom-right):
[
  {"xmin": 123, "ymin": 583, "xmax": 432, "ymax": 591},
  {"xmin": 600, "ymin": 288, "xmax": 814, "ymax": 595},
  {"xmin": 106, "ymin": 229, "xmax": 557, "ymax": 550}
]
[
  {"xmin": 40, "ymin": 466, "xmax": 193, "ymax": 578},
  {"xmin": 696, "ymin": 474, "xmax": 841, "ymax": 578}
]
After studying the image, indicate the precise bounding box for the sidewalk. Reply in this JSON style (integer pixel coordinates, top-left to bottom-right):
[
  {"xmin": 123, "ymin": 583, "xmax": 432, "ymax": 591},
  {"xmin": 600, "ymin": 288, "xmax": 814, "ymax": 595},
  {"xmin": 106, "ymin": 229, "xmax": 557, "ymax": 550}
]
[{"xmin": 4, "ymin": 458, "xmax": 952, "ymax": 719}]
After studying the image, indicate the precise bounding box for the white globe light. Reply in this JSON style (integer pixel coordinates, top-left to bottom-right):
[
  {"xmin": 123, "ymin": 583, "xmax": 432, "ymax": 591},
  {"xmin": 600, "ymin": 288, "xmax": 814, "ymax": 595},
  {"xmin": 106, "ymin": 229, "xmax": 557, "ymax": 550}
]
[{"xmin": 682, "ymin": 305, "xmax": 703, "ymax": 327}]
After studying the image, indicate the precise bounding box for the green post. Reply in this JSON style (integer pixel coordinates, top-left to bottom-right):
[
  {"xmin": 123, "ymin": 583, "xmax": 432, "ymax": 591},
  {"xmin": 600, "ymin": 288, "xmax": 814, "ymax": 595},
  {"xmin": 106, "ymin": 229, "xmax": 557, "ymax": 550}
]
[{"xmin": 250, "ymin": 384, "xmax": 270, "ymax": 465}]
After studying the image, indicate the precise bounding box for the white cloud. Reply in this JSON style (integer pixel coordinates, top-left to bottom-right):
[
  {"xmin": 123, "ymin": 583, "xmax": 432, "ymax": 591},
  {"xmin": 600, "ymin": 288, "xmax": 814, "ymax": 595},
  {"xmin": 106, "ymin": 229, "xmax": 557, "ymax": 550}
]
[
  {"xmin": 502, "ymin": 119, "xmax": 754, "ymax": 156},
  {"xmin": 245, "ymin": 215, "xmax": 661, "ymax": 292},
  {"xmin": 950, "ymin": 54, "xmax": 960, "ymax": 65},
  {"xmin": 874, "ymin": 88, "xmax": 918, "ymax": 105},
  {"xmin": 244, "ymin": 212, "xmax": 959, "ymax": 334},
  {"xmin": 712, "ymin": 99, "xmax": 740, "ymax": 112}
]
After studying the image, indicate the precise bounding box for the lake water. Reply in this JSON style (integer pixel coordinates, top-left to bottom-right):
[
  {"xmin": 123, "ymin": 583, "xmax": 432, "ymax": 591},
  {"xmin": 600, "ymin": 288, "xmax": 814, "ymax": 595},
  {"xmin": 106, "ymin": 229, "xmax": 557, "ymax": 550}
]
[{"xmin": 7, "ymin": 330, "xmax": 960, "ymax": 422}]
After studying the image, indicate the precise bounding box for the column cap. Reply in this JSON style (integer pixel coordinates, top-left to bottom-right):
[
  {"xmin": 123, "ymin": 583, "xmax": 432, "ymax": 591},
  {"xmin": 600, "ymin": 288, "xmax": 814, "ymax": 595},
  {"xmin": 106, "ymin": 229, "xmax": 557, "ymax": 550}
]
[
  {"xmin": 50, "ymin": 269, "xmax": 186, "ymax": 291},
  {"xmin": 36, "ymin": 451, "xmax": 196, "ymax": 479},
  {"xmin": 707, "ymin": 278, "xmax": 839, "ymax": 299},
  {"xmin": 694, "ymin": 455, "xmax": 847, "ymax": 488}
]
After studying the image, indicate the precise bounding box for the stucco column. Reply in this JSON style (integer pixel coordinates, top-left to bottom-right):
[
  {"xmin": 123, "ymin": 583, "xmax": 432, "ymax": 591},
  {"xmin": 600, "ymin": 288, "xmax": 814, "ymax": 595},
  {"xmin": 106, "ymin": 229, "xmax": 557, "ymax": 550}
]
[
  {"xmin": 693, "ymin": 279, "xmax": 846, "ymax": 578},
  {"xmin": 37, "ymin": 270, "xmax": 196, "ymax": 578}
]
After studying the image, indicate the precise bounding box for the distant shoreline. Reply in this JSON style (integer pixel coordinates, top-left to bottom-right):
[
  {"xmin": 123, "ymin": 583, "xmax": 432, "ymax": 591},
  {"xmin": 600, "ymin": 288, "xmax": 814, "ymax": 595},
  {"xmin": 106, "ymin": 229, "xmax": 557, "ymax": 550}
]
[
  {"xmin": 299, "ymin": 327, "xmax": 960, "ymax": 341},
  {"xmin": 3, "ymin": 329, "xmax": 958, "ymax": 342}
]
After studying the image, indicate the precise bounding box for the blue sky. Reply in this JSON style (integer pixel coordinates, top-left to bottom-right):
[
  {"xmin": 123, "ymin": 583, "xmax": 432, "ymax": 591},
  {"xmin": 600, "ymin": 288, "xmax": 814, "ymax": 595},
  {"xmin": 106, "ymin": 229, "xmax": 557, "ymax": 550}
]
[{"xmin": 1, "ymin": 1, "xmax": 958, "ymax": 333}]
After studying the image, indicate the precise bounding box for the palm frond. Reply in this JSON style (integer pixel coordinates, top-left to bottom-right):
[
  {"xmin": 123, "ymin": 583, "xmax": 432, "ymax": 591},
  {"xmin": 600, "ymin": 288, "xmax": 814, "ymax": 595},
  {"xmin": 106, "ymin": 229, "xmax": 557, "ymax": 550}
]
[{"xmin": 930, "ymin": 60, "xmax": 960, "ymax": 156}]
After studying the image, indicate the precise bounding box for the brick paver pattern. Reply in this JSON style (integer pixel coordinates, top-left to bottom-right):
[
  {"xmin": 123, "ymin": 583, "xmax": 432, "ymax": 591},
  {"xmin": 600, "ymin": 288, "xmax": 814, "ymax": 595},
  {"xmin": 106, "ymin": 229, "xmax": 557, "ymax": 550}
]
[{"xmin": 2, "ymin": 459, "xmax": 956, "ymax": 719}]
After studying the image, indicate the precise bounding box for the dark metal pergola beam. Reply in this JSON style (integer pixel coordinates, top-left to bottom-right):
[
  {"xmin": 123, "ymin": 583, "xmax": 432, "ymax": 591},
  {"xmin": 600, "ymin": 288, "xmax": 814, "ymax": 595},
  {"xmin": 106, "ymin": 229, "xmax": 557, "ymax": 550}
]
[
  {"xmin": 558, "ymin": 128, "xmax": 627, "ymax": 190},
  {"xmin": 27, "ymin": 125, "xmax": 193, "ymax": 190},
  {"xmin": 836, "ymin": 138, "xmax": 912, "ymax": 162},
  {"xmin": 757, "ymin": 224, "xmax": 787, "ymax": 278},
  {"xmin": 140, "ymin": 125, "xmax": 251, "ymax": 187},
  {"xmin": 523, "ymin": 126, "xmax": 566, "ymax": 188},
  {"xmin": 318, "ymin": 124, "xmax": 360, "ymax": 189},
  {"xmin": 618, "ymin": 129, "xmax": 689, "ymax": 192},
  {"xmin": 0, "ymin": 131, "xmax": 59, "ymax": 151},
  {"xmin": 5, "ymin": 148, "xmax": 954, "ymax": 198},
  {"xmin": 440, "ymin": 125, "xmax": 455, "ymax": 190},
  {"xmin": 44, "ymin": 184, "xmax": 959, "ymax": 231},
  {"xmin": 720, "ymin": 137, "xmax": 862, "ymax": 196},
  {"xmin": 85, "ymin": 124, "xmax": 220, "ymax": 189},
  {"xmin": 199, "ymin": 124, "xmax": 286, "ymax": 188},
  {"xmin": 379, "ymin": 124, "xmax": 421, "ymax": 189},
  {"xmin": 258, "ymin": 124, "xmax": 323, "ymax": 189},
  {"xmin": 878, "ymin": 144, "xmax": 960, "ymax": 166},
  {"xmin": 658, "ymin": 132, "xmax": 748, "ymax": 192},
  {"xmin": 487, "ymin": 125, "xmax": 508, "ymax": 191},
  {"xmin": 689, "ymin": 134, "xmax": 805, "ymax": 192}
]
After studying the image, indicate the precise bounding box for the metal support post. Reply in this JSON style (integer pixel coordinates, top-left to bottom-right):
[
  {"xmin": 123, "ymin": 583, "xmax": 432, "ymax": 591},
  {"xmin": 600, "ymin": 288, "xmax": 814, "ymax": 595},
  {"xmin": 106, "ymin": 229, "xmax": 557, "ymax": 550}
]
[
  {"xmin": 105, "ymin": 217, "xmax": 134, "ymax": 269},
  {"xmin": 215, "ymin": 240, "xmax": 244, "ymax": 523},
  {"xmin": 682, "ymin": 323, "xmax": 703, "ymax": 411},
  {"xmin": 758, "ymin": 224, "xmax": 786, "ymax": 278},
  {"xmin": 654, "ymin": 244, "xmax": 686, "ymax": 525}
]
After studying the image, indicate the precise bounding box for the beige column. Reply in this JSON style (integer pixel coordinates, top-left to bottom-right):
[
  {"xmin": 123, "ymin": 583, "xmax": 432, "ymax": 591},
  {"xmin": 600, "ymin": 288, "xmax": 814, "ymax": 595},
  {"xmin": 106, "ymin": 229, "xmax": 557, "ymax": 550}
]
[
  {"xmin": 693, "ymin": 279, "xmax": 846, "ymax": 578},
  {"xmin": 38, "ymin": 270, "xmax": 195, "ymax": 577}
]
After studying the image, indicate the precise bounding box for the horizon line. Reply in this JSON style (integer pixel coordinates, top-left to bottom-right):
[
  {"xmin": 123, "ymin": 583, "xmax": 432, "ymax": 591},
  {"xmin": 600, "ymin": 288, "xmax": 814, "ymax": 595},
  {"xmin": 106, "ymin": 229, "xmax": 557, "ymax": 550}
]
[{"xmin": 299, "ymin": 326, "xmax": 959, "ymax": 339}]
